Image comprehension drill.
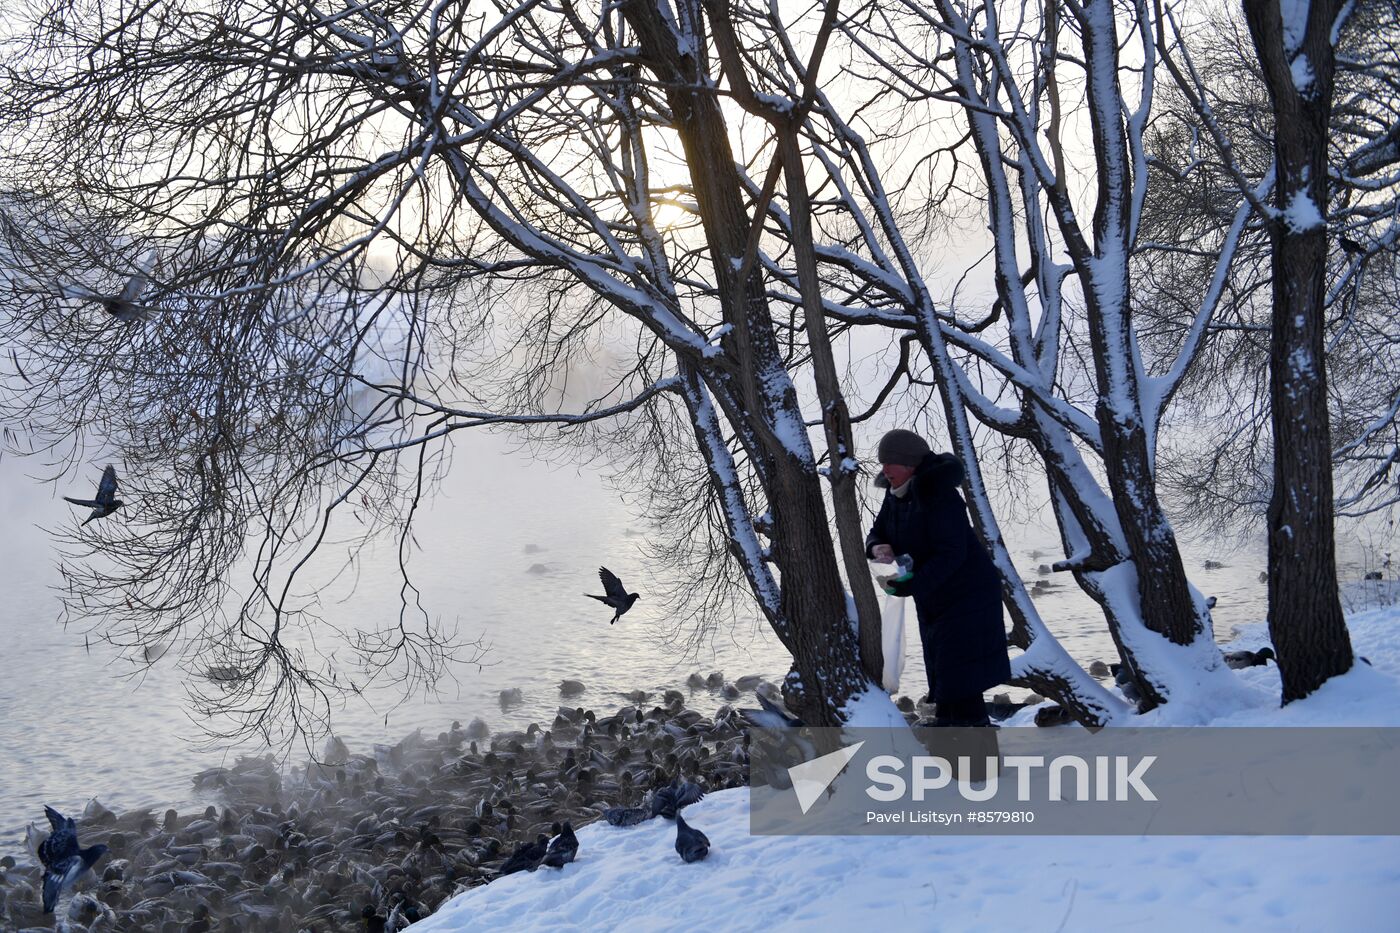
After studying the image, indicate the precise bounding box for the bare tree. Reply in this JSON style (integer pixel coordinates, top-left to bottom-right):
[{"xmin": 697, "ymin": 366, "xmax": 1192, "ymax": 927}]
[
  {"xmin": 1152, "ymin": 1, "xmax": 1400, "ymax": 698},
  {"xmin": 1239, "ymin": 0, "xmax": 1355, "ymax": 698},
  {"xmin": 801, "ymin": 0, "xmax": 1259, "ymax": 715},
  {"xmin": 0, "ymin": 0, "xmax": 906, "ymax": 732},
  {"xmin": 1143, "ymin": 2, "xmax": 1400, "ymax": 539},
  {"xmin": 11, "ymin": 0, "xmax": 1366, "ymax": 734}
]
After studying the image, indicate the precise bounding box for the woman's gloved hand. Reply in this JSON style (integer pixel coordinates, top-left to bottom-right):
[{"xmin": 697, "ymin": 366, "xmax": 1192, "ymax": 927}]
[{"xmin": 884, "ymin": 575, "xmax": 918, "ymax": 598}]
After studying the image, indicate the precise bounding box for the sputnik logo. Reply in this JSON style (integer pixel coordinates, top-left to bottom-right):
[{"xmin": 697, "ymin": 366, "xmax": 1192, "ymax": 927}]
[{"xmin": 788, "ymin": 741, "xmax": 865, "ymax": 814}]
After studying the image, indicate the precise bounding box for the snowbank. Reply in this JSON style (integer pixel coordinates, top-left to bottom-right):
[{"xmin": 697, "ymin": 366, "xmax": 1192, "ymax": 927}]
[{"xmin": 418, "ymin": 604, "xmax": 1400, "ymax": 932}]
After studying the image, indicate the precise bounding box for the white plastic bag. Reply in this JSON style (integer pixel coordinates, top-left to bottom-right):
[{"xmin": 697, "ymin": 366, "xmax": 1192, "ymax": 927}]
[{"xmin": 880, "ymin": 591, "xmax": 907, "ymax": 693}]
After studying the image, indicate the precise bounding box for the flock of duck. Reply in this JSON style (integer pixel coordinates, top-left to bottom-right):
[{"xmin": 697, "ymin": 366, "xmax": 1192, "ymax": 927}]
[
  {"xmin": 0, "ymin": 676, "xmax": 814, "ymax": 931},
  {"xmin": 2, "ymin": 657, "xmax": 1193, "ymax": 931}
]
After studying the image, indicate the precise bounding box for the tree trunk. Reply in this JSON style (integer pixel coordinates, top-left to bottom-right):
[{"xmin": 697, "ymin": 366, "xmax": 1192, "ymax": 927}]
[
  {"xmin": 1243, "ymin": 0, "xmax": 1355, "ymax": 702},
  {"xmin": 777, "ymin": 128, "xmax": 884, "ymax": 686},
  {"xmin": 622, "ymin": 0, "xmax": 868, "ymax": 724}
]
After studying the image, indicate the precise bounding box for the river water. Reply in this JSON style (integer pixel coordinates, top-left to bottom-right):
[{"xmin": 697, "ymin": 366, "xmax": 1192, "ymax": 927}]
[{"xmin": 0, "ymin": 431, "xmax": 1384, "ymax": 840}]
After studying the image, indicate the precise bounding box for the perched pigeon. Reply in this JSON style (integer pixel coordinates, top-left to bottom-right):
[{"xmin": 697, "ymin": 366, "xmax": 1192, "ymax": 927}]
[
  {"xmin": 1223, "ymin": 646, "xmax": 1275, "ymax": 669},
  {"xmin": 59, "ymin": 252, "xmax": 158, "ymax": 323},
  {"xmin": 650, "ymin": 779, "xmax": 705, "ymax": 819},
  {"xmin": 498, "ymin": 834, "xmax": 549, "ymax": 875},
  {"xmin": 603, "ymin": 806, "xmax": 652, "ymax": 827},
  {"xmin": 674, "ymin": 813, "xmax": 710, "ymax": 863},
  {"xmin": 1339, "ymin": 235, "xmax": 1366, "ymax": 256},
  {"xmin": 541, "ymin": 821, "xmax": 577, "ymax": 868},
  {"xmin": 1109, "ymin": 662, "xmax": 1144, "ymax": 705},
  {"xmin": 38, "ymin": 806, "xmax": 108, "ymax": 913},
  {"xmin": 64, "ymin": 465, "xmax": 123, "ymax": 525},
  {"xmin": 585, "ymin": 566, "xmax": 640, "ymax": 624}
]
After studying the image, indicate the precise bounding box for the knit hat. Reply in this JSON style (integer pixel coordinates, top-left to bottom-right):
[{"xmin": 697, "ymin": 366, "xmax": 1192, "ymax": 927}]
[{"xmin": 876, "ymin": 429, "xmax": 931, "ymax": 467}]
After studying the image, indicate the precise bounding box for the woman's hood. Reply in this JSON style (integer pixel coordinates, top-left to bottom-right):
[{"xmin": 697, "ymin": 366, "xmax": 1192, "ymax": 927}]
[{"xmin": 916, "ymin": 452, "xmax": 966, "ymax": 491}]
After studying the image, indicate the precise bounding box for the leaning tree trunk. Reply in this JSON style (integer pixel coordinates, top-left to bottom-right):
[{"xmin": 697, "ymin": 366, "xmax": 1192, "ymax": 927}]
[
  {"xmin": 1243, "ymin": 0, "xmax": 1355, "ymax": 701},
  {"xmin": 622, "ymin": 0, "xmax": 868, "ymax": 724},
  {"xmin": 701, "ymin": 0, "xmax": 884, "ymax": 685},
  {"xmin": 928, "ymin": 0, "xmax": 1197, "ymax": 711},
  {"xmin": 1076, "ymin": 0, "xmax": 1203, "ymax": 656},
  {"xmin": 777, "ymin": 127, "xmax": 885, "ymax": 686}
]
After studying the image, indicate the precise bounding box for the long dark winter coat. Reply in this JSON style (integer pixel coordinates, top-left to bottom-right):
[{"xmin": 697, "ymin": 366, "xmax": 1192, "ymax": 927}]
[{"xmin": 865, "ymin": 452, "xmax": 1011, "ymax": 701}]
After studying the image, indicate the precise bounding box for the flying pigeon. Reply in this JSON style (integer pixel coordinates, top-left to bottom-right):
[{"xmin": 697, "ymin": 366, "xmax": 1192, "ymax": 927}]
[
  {"xmin": 650, "ymin": 779, "xmax": 705, "ymax": 820},
  {"xmin": 585, "ymin": 566, "xmax": 640, "ymax": 624},
  {"xmin": 59, "ymin": 252, "xmax": 158, "ymax": 322},
  {"xmin": 64, "ymin": 465, "xmax": 124, "ymax": 524},
  {"xmin": 541, "ymin": 821, "xmax": 577, "ymax": 868},
  {"xmin": 738, "ymin": 691, "xmax": 804, "ymax": 730},
  {"xmin": 38, "ymin": 806, "xmax": 108, "ymax": 913},
  {"xmin": 674, "ymin": 813, "xmax": 710, "ymax": 863}
]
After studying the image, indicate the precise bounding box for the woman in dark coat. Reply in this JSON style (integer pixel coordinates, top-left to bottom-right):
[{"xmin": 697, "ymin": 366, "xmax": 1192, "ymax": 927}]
[{"xmin": 865, "ymin": 429, "xmax": 1011, "ymax": 726}]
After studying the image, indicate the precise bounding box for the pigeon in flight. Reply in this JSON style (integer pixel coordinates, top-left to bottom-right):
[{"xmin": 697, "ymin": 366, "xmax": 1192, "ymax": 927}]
[
  {"xmin": 59, "ymin": 251, "xmax": 158, "ymax": 323},
  {"xmin": 674, "ymin": 813, "xmax": 710, "ymax": 863},
  {"xmin": 64, "ymin": 465, "xmax": 124, "ymax": 524},
  {"xmin": 586, "ymin": 567, "xmax": 640, "ymax": 624},
  {"xmin": 650, "ymin": 779, "xmax": 705, "ymax": 820},
  {"xmin": 38, "ymin": 806, "xmax": 108, "ymax": 913}
]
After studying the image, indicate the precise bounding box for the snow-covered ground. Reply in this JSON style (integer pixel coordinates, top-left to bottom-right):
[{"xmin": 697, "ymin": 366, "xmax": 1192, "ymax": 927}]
[{"xmin": 417, "ymin": 603, "xmax": 1400, "ymax": 932}]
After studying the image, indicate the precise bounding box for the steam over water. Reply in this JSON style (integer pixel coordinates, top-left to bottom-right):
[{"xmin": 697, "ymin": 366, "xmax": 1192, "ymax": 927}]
[{"xmin": 1, "ymin": 431, "xmax": 1378, "ymax": 838}]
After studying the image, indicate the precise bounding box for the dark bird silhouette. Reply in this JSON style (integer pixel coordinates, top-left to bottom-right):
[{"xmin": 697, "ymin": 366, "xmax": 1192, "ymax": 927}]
[
  {"xmin": 64, "ymin": 465, "xmax": 123, "ymax": 524},
  {"xmin": 361, "ymin": 905, "xmax": 387, "ymax": 933},
  {"xmin": 586, "ymin": 567, "xmax": 640, "ymax": 623},
  {"xmin": 60, "ymin": 253, "xmax": 158, "ymax": 323},
  {"xmin": 650, "ymin": 779, "xmax": 705, "ymax": 819},
  {"xmin": 1033, "ymin": 705, "xmax": 1073, "ymax": 727},
  {"xmin": 1339, "ymin": 235, "xmax": 1367, "ymax": 256},
  {"xmin": 38, "ymin": 806, "xmax": 108, "ymax": 913},
  {"xmin": 498, "ymin": 834, "xmax": 549, "ymax": 875},
  {"xmin": 603, "ymin": 806, "xmax": 652, "ymax": 827},
  {"xmin": 985, "ymin": 699, "xmax": 1032, "ymax": 721},
  {"xmin": 1109, "ymin": 662, "xmax": 1144, "ymax": 705},
  {"xmin": 1223, "ymin": 646, "xmax": 1275, "ymax": 669},
  {"xmin": 542, "ymin": 821, "xmax": 578, "ymax": 868},
  {"xmin": 739, "ymin": 692, "xmax": 814, "ymax": 788},
  {"xmin": 738, "ymin": 691, "xmax": 804, "ymax": 730},
  {"xmin": 674, "ymin": 813, "xmax": 710, "ymax": 863}
]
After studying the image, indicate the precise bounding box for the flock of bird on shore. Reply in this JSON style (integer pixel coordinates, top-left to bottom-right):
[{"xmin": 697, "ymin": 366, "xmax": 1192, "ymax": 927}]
[
  {"xmin": 5, "ymin": 628, "xmax": 1286, "ymax": 930},
  {"xmin": 3, "ymin": 677, "xmax": 814, "ymax": 931},
  {"xmin": 34, "ymin": 287, "xmax": 1302, "ymax": 931}
]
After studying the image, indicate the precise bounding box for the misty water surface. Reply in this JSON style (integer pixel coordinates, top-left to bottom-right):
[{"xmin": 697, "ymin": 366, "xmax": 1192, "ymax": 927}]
[{"xmin": 3, "ymin": 430, "xmax": 1383, "ymax": 839}]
